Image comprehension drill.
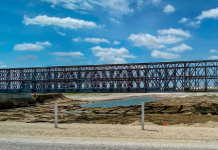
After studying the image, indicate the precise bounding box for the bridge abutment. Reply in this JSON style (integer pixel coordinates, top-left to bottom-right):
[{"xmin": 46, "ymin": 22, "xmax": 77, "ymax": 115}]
[{"xmin": 0, "ymin": 93, "xmax": 32, "ymax": 101}]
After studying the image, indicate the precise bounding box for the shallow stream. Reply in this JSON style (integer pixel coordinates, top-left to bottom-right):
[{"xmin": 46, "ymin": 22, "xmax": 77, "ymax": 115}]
[{"xmin": 81, "ymin": 96, "xmax": 161, "ymax": 108}]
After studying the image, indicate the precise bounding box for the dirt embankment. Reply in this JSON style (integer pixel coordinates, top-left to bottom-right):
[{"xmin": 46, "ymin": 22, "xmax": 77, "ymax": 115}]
[{"xmin": 1, "ymin": 94, "xmax": 218, "ymax": 125}]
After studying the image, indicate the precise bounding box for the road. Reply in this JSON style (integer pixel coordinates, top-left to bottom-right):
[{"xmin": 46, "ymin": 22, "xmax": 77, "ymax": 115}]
[{"xmin": 0, "ymin": 140, "xmax": 218, "ymax": 150}]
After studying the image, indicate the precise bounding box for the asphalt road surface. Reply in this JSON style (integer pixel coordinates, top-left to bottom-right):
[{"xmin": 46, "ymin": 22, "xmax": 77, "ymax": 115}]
[{"xmin": 0, "ymin": 140, "xmax": 218, "ymax": 150}]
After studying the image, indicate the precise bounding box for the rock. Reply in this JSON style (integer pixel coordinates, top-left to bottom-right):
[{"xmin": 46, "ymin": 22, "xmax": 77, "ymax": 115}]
[
  {"xmin": 22, "ymin": 118, "xmax": 38, "ymax": 123},
  {"xmin": 0, "ymin": 117, "xmax": 8, "ymax": 121},
  {"xmin": 207, "ymin": 113, "xmax": 213, "ymax": 116}
]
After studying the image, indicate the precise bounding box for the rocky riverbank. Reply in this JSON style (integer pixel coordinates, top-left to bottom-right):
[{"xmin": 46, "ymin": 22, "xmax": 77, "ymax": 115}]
[{"xmin": 1, "ymin": 93, "xmax": 218, "ymax": 125}]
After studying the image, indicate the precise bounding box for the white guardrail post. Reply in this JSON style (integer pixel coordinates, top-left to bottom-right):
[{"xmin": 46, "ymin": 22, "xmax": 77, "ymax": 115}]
[
  {"xmin": 141, "ymin": 102, "xmax": 144, "ymax": 130},
  {"xmin": 55, "ymin": 103, "xmax": 58, "ymax": 128}
]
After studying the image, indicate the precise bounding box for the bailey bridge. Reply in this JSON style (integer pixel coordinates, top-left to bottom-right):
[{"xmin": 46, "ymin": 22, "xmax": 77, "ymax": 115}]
[{"xmin": 0, "ymin": 60, "xmax": 218, "ymax": 93}]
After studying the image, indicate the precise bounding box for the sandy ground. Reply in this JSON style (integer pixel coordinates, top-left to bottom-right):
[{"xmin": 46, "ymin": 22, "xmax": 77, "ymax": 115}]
[
  {"xmin": 1, "ymin": 121, "xmax": 218, "ymax": 143},
  {"xmin": 1, "ymin": 93, "xmax": 218, "ymax": 145},
  {"xmin": 64, "ymin": 92, "xmax": 218, "ymax": 102}
]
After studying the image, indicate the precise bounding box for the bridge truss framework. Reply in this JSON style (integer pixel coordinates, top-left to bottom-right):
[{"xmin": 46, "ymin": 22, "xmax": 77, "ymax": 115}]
[{"xmin": 0, "ymin": 60, "xmax": 218, "ymax": 93}]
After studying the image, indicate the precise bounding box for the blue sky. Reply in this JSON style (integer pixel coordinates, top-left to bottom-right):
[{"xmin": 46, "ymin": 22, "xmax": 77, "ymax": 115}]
[{"xmin": 1, "ymin": 0, "xmax": 218, "ymax": 68}]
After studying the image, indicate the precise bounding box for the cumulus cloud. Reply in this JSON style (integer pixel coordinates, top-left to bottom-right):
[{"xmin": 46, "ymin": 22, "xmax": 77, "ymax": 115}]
[
  {"xmin": 163, "ymin": 4, "xmax": 175, "ymax": 14},
  {"xmin": 14, "ymin": 43, "xmax": 44, "ymax": 51},
  {"xmin": 110, "ymin": 18, "xmax": 120, "ymax": 24},
  {"xmin": 197, "ymin": 7, "xmax": 218, "ymax": 20},
  {"xmin": 137, "ymin": 0, "xmax": 144, "ymax": 10},
  {"xmin": 72, "ymin": 37, "xmax": 110, "ymax": 44},
  {"xmin": 91, "ymin": 46, "xmax": 135, "ymax": 64},
  {"xmin": 179, "ymin": 17, "xmax": 201, "ymax": 28},
  {"xmin": 0, "ymin": 62, "xmax": 7, "ymax": 68},
  {"xmin": 128, "ymin": 28, "xmax": 190, "ymax": 49},
  {"xmin": 16, "ymin": 55, "xmax": 38, "ymax": 62},
  {"xmin": 23, "ymin": 15, "xmax": 101, "ymax": 30},
  {"xmin": 166, "ymin": 44, "xmax": 193, "ymax": 53},
  {"xmin": 151, "ymin": 50, "xmax": 180, "ymax": 59},
  {"xmin": 55, "ymin": 58, "xmax": 71, "ymax": 63},
  {"xmin": 137, "ymin": 0, "xmax": 161, "ymax": 10},
  {"xmin": 53, "ymin": 52, "xmax": 84, "ymax": 58},
  {"xmin": 128, "ymin": 33, "xmax": 165, "ymax": 49},
  {"xmin": 178, "ymin": 17, "xmax": 189, "ymax": 23},
  {"xmin": 186, "ymin": 20, "xmax": 201, "ymax": 28},
  {"xmin": 157, "ymin": 28, "xmax": 191, "ymax": 38},
  {"xmin": 114, "ymin": 41, "xmax": 121, "ymax": 45},
  {"xmin": 83, "ymin": 38, "xmax": 110, "ymax": 44},
  {"xmin": 72, "ymin": 37, "xmax": 81, "ymax": 42},
  {"xmin": 209, "ymin": 56, "xmax": 218, "ymax": 60},
  {"xmin": 147, "ymin": 0, "xmax": 162, "ymax": 5},
  {"xmin": 35, "ymin": 41, "xmax": 52, "ymax": 46},
  {"xmin": 57, "ymin": 32, "xmax": 66, "ymax": 36},
  {"xmin": 210, "ymin": 49, "xmax": 218, "ymax": 53},
  {"xmin": 14, "ymin": 41, "xmax": 51, "ymax": 51},
  {"xmin": 40, "ymin": 0, "xmax": 134, "ymax": 18}
]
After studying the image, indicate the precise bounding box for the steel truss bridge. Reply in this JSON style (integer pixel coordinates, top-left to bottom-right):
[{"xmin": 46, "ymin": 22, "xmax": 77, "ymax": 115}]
[{"xmin": 0, "ymin": 60, "xmax": 218, "ymax": 93}]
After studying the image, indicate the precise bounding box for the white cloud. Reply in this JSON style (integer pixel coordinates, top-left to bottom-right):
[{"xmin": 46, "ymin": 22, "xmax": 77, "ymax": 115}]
[
  {"xmin": 91, "ymin": 46, "xmax": 135, "ymax": 64},
  {"xmin": 163, "ymin": 4, "xmax": 175, "ymax": 14},
  {"xmin": 72, "ymin": 37, "xmax": 110, "ymax": 44},
  {"xmin": 137, "ymin": 0, "xmax": 144, "ymax": 10},
  {"xmin": 75, "ymin": 10, "xmax": 89, "ymax": 14},
  {"xmin": 23, "ymin": 15, "xmax": 101, "ymax": 30},
  {"xmin": 166, "ymin": 44, "xmax": 193, "ymax": 53},
  {"xmin": 57, "ymin": 32, "xmax": 66, "ymax": 36},
  {"xmin": 14, "ymin": 41, "xmax": 51, "ymax": 51},
  {"xmin": 0, "ymin": 62, "xmax": 7, "ymax": 68},
  {"xmin": 157, "ymin": 28, "xmax": 191, "ymax": 38},
  {"xmin": 72, "ymin": 37, "xmax": 81, "ymax": 42},
  {"xmin": 83, "ymin": 38, "xmax": 110, "ymax": 44},
  {"xmin": 178, "ymin": 17, "xmax": 201, "ymax": 28},
  {"xmin": 197, "ymin": 7, "xmax": 218, "ymax": 20},
  {"xmin": 128, "ymin": 33, "xmax": 165, "ymax": 49},
  {"xmin": 186, "ymin": 20, "xmax": 201, "ymax": 28},
  {"xmin": 35, "ymin": 41, "xmax": 52, "ymax": 46},
  {"xmin": 151, "ymin": 50, "xmax": 180, "ymax": 59},
  {"xmin": 0, "ymin": 65, "xmax": 7, "ymax": 68},
  {"xmin": 110, "ymin": 18, "xmax": 120, "ymax": 24},
  {"xmin": 128, "ymin": 28, "xmax": 191, "ymax": 49},
  {"xmin": 16, "ymin": 55, "xmax": 38, "ymax": 62},
  {"xmin": 114, "ymin": 41, "xmax": 121, "ymax": 45},
  {"xmin": 53, "ymin": 52, "xmax": 84, "ymax": 58},
  {"xmin": 14, "ymin": 43, "xmax": 44, "ymax": 51},
  {"xmin": 137, "ymin": 0, "xmax": 161, "ymax": 10},
  {"xmin": 51, "ymin": 4, "xmax": 60, "ymax": 10},
  {"xmin": 147, "ymin": 0, "xmax": 162, "ymax": 5},
  {"xmin": 42, "ymin": 0, "xmax": 93, "ymax": 11},
  {"xmin": 55, "ymin": 58, "xmax": 71, "ymax": 63},
  {"xmin": 178, "ymin": 17, "xmax": 189, "ymax": 23},
  {"xmin": 40, "ymin": 0, "xmax": 134, "ymax": 18},
  {"xmin": 209, "ymin": 56, "xmax": 218, "ymax": 60},
  {"xmin": 128, "ymin": 34, "xmax": 184, "ymax": 49},
  {"xmin": 210, "ymin": 49, "xmax": 218, "ymax": 53},
  {"xmin": 157, "ymin": 35, "xmax": 184, "ymax": 44}
]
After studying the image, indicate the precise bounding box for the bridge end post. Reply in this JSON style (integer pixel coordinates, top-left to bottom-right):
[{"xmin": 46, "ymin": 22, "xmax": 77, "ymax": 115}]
[
  {"xmin": 141, "ymin": 102, "xmax": 144, "ymax": 130},
  {"xmin": 55, "ymin": 103, "xmax": 58, "ymax": 128}
]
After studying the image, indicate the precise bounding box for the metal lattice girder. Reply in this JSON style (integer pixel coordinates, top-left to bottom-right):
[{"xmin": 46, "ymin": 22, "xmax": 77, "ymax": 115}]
[{"xmin": 0, "ymin": 60, "xmax": 218, "ymax": 93}]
